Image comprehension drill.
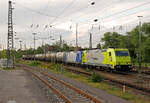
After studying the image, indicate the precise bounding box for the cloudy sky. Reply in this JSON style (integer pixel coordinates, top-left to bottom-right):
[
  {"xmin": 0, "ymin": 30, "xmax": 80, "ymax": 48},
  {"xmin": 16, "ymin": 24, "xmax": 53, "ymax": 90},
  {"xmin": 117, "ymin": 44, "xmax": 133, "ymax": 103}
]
[{"xmin": 0, "ymin": 0, "xmax": 150, "ymax": 50}]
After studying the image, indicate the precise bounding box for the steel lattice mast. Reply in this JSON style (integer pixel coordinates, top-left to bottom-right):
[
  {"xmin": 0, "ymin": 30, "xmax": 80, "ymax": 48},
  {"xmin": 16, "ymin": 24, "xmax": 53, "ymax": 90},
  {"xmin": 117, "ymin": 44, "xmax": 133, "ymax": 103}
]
[{"xmin": 7, "ymin": 1, "xmax": 14, "ymax": 67}]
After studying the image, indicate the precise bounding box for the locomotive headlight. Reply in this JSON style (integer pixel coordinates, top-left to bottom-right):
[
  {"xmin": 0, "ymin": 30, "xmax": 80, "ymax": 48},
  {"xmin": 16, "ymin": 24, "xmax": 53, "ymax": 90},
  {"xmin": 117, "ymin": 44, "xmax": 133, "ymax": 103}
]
[{"xmin": 127, "ymin": 62, "xmax": 130, "ymax": 64}]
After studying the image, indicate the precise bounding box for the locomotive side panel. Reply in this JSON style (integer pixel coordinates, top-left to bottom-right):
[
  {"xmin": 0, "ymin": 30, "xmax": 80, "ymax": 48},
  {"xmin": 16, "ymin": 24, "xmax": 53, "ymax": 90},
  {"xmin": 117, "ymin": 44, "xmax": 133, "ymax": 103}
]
[{"xmin": 86, "ymin": 49, "xmax": 105, "ymax": 66}]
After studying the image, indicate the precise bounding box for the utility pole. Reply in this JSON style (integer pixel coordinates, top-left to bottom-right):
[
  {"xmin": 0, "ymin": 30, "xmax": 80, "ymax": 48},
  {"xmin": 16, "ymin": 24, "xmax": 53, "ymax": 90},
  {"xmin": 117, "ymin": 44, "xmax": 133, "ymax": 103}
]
[
  {"xmin": 32, "ymin": 33, "xmax": 37, "ymax": 61},
  {"xmin": 89, "ymin": 33, "xmax": 92, "ymax": 49},
  {"xmin": 14, "ymin": 36, "xmax": 19, "ymax": 50},
  {"xmin": 60, "ymin": 35, "xmax": 62, "ymax": 48},
  {"xmin": 89, "ymin": 24, "xmax": 93, "ymax": 49},
  {"xmin": 24, "ymin": 44, "xmax": 27, "ymax": 50},
  {"xmin": 19, "ymin": 40, "xmax": 22, "ymax": 50},
  {"xmin": 41, "ymin": 40, "xmax": 46, "ymax": 57},
  {"xmin": 39, "ymin": 37, "xmax": 46, "ymax": 55},
  {"xmin": 7, "ymin": 0, "xmax": 14, "ymax": 68},
  {"xmin": 76, "ymin": 23, "xmax": 78, "ymax": 48},
  {"xmin": 137, "ymin": 16, "xmax": 143, "ymax": 76}
]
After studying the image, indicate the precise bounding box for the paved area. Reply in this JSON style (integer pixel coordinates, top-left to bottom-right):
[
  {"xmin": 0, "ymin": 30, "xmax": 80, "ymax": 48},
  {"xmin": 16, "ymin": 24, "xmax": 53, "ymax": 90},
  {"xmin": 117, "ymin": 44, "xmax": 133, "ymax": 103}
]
[{"xmin": 0, "ymin": 70, "xmax": 50, "ymax": 103}]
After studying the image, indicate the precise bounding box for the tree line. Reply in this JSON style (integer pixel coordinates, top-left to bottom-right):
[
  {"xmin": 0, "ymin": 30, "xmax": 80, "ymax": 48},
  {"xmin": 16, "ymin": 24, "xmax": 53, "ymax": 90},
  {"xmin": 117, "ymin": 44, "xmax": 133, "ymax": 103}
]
[
  {"xmin": 0, "ymin": 22, "xmax": 150, "ymax": 63},
  {"xmin": 99, "ymin": 22, "xmax": 150, "ymax": 63}
]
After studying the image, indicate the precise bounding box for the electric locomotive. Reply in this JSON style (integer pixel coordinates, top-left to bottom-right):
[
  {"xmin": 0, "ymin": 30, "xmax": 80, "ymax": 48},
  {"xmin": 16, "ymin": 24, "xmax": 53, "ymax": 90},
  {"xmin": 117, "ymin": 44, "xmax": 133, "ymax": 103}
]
[{"xmin": 23, "ymin": 48, "xmax": 132, "ymax": 71}]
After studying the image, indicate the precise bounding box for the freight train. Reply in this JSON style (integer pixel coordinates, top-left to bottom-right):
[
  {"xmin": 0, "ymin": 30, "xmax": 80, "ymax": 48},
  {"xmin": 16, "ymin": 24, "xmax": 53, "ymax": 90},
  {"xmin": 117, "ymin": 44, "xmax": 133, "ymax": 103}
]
[{"xmin": 23, "ymin": 48, "xmax": 132, "ymax": 71}]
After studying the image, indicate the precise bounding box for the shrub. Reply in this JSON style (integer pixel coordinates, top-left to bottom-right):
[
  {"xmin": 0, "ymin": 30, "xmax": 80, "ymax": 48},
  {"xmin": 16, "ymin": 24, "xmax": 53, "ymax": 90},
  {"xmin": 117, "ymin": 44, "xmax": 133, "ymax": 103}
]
[
  {"xmin": 30, "ymin": 61, "xmax": 41, "ymax": 66},
  {"xmin": 91, "ymin": 71, "xmax": 102, "ymax": 82}
]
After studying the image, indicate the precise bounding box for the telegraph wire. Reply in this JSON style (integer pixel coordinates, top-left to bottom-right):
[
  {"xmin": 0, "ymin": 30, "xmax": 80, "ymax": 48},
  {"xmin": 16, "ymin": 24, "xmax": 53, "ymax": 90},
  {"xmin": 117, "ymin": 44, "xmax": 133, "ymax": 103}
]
[
  {"xmin": 88, "ymin": 1, "xmax": 150, "ymax": 23},
  {"xmin": 15, "ymin": 2, "xmax": 59, "ymax": 18},
  {"xmin": 49, "ymin": 0, "xmax": 77, "ymax": 25},
  {"xmin": 14, "ymin": 0, "xmax": 150, "ymax": 28},
  {"xmin": 70, "ymin": 1, "xmax": 150, "ymax": 24},
  {"xmin": 42, "ymin": 0, "xmax": 53, "ymax": 13},
  {"xmin": 71, "ymin": 0, "xmax": 122, "ymax": 22},
  {"xmin": 12, "ymin": 0, "xmax": 150, "ymax": 48}
]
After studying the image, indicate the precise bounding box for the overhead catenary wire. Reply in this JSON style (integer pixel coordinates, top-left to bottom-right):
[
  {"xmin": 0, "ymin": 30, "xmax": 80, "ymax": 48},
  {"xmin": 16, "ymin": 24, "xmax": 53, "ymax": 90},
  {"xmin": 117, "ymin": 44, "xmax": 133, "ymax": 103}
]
[
  {"xmin": 15, "ymin": 2, "xmax": 57, "ymax": 18},
  {"xmin": 71, "ymin": 0, "xmax": 122, "ymax": 22},
  {"xmin": 14, "ymin": 0, "xmax": 150, "ymax": 28},
  {"xmin": 14, "ymin": 0, "xmax": 122, "ymax": 26},
  {"xmin": 42, "ymin": 0, "xmax": 53, "ymax": 13},
  {"xmin": 48, "ymin": 0, "xmax": 77, "ymax": 25},
  {"xmin": 10, "ymin": 0, "xmax": 150, "ymax": 49},
  {"xmin": 75, "ymin": 1, "xmax": 150, "ymax": 24},
  {"xmin": 57, "ymin": 17, "xmax": 148, "ymax": 46},
  {"xmin": 15, "ymin": 14, "xmax": 149, "ymax": 48}
]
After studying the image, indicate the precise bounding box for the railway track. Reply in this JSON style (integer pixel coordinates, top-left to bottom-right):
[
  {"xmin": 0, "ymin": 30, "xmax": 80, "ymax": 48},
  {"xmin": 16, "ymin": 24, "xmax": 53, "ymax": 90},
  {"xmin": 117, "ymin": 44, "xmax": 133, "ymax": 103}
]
[
  {"xmin": 20, "ymin": 64, "xmax": 102, "ymax": 103},
  {"xmin": 63, "ymin": 65, "xmax": 150, "ymax": 95},
  {"xmin": 133, "ymin": 66, "xmax": 150, "ymax": 70},
  {"xmin": 133, "ymin": 66, "xmax": 150, "ymax": 75}
]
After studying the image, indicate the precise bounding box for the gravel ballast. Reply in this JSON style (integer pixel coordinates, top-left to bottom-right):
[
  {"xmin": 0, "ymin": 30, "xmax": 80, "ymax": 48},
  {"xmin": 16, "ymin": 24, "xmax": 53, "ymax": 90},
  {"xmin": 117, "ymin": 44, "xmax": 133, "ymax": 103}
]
[{"xmin": 31, "ymin": 66, "xmax": 131, "ymax": 103}]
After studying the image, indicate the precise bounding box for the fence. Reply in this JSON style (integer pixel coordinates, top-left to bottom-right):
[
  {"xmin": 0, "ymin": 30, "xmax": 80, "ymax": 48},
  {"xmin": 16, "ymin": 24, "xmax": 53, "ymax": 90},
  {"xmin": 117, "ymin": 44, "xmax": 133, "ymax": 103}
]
[{"xmin": 0, "ymin": 59, "xmax": 13, "ymax": 68}]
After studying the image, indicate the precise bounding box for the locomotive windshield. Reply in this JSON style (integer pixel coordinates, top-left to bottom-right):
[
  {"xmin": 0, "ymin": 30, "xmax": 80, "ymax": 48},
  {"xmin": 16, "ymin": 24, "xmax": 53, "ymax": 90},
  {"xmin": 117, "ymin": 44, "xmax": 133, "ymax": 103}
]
[{"xmin": 115, "ymin": 51, "xmax": 129, "ymax": 56}]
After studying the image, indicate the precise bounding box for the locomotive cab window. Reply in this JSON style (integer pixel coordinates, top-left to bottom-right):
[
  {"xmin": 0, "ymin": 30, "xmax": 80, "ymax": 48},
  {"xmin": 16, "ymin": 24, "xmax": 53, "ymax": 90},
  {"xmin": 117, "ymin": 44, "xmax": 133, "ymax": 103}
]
[{"xmin": 115, "ymin": 51, "xmax": 128, "ymax": 56}]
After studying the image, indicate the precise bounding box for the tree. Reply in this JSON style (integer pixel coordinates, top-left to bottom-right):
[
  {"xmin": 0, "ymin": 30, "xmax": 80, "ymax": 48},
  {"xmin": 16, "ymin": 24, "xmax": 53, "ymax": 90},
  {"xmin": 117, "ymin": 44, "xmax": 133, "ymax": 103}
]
[
  {"xmin": 101, "ymin": 32, "xmax": 122, "ymax": 48},
  {"xmin": 96, "ymin": 43, "xmax": 101, "ymax": 49},
  {"xmin": 0, "ymin": 50, "xmax": 7, "ymax": 58},
  {"xmin": 100, "ymin": 22, "xmax": 150, "ymax": 63},
  {"xmin": 143, "ymin": 36, "xmax": 150, "ymax": 62}
]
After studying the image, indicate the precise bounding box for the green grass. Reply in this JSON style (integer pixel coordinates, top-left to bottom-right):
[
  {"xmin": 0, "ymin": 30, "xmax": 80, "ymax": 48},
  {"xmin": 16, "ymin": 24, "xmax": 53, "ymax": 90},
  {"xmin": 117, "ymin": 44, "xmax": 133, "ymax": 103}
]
[
  {"xmin": 133, "ymin": 63, "xmax": 150, "ymax": 67},
  {"xmin": 18, "ymin": 60, "xmax": 150, "ymax": 103},
  {"xmin": 30, "ymin": 61, "xmax": 41, "ymax": 66}
]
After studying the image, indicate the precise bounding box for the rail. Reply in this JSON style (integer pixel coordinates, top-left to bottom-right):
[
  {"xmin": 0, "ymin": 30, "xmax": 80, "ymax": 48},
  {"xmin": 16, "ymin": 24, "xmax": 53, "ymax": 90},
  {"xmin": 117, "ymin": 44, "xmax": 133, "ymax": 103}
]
[{"xmin": 19, "ymin": 64, "xmax": 102, "ymax": 103}]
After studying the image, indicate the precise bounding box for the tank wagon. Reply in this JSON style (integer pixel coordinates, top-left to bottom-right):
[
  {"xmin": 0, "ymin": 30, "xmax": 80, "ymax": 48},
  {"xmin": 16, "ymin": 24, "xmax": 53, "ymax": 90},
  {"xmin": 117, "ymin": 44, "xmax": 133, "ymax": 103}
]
[
  {"xmin": 23, "ymin": 48, "xmax": 132, "ymax": 71},
  {"xmin": 66, "ymin": 51, "xmax": 77, "ymax": 64},
  {"xmin": 56, "ymin": 52, "xmax": 65, "ymax": 63}
]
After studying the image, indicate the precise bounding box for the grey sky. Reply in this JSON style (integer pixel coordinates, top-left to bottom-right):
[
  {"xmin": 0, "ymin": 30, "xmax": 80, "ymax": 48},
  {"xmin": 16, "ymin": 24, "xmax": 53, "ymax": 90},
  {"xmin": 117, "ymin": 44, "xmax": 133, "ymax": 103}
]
[{"xmin": 0, "ymin": 0, "xmax": 150, "ymax": 50}]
